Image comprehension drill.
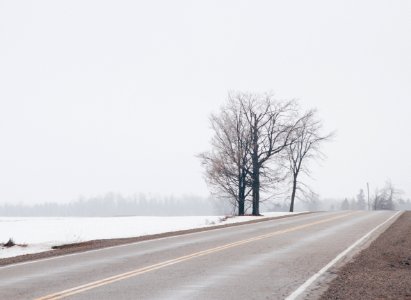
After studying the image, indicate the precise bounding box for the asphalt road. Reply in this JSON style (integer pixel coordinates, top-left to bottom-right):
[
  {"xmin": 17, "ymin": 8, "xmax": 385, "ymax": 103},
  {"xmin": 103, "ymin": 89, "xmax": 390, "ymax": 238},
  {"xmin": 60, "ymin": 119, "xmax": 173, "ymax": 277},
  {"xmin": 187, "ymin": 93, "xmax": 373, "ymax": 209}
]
[{"xmin": 0, "ymin": 211, "xmax": 401, "ymax": 300}]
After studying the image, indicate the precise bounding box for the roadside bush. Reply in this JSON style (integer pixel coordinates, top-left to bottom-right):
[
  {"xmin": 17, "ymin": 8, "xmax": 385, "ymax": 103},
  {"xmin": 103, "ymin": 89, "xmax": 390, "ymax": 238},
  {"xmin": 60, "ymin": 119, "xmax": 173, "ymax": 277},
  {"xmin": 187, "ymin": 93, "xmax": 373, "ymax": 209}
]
[{"xmin": 4, "ymin": 238, "xmax": 15, "ymax": 247}]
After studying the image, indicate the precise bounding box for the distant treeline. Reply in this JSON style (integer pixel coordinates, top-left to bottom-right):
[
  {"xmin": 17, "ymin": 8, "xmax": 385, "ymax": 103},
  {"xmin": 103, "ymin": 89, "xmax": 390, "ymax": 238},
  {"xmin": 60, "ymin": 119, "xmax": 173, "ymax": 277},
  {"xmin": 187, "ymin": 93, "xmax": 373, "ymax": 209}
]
[
  {"xmin": 0, "ymin": 193, "xmax": 223, "ymax": 217},
  {"xmin": 1, "ymin": 190, "xmax": 409, "ymax": 217},
  {"xmin": 337, "ymin": 197, "xmax": 411, "ymax": 211}
]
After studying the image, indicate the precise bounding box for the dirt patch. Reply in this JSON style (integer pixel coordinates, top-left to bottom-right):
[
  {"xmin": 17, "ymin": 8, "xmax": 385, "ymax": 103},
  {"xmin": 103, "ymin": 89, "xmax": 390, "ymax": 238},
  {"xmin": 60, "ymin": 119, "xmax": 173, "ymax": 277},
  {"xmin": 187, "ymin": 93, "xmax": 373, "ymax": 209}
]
[
  {"xmin": 0, "ymin": 212, "xmax": 310, "ymax": 267},
  {"xmin": 320, "ymin": 211, "xmax": 411, "ymax": 300}
]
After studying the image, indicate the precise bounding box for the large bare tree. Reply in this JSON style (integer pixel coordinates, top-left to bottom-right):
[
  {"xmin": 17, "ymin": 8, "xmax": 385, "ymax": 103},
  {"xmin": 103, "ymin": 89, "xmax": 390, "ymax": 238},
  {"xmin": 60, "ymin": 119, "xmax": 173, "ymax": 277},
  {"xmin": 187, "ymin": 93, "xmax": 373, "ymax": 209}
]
[
  {"xmin": 238, "ymin": 93, "xmax": 299, "ymax": 215},
  {"xmin": 199, "ymin": 96, "xmax": 252, "ymax": 215},
  {"xmin": 286, "ymin": 109, "xmax": 333, "ymax": 212},
  {"xmin": 201, "ymin": 92, "xmax": 326, "ymax": 216}
]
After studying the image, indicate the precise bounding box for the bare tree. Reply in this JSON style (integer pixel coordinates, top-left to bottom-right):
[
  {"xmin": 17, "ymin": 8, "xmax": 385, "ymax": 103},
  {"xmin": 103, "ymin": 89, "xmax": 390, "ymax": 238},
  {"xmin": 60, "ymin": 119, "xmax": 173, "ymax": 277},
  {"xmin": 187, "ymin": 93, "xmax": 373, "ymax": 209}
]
[
  {"xmin": 238, "ymin": 93, "xmax": 299, "ymax": 215},
  {"xmin": 373, "ymin": 181, "xmax": 399, "ymax": 210},
  {"xmin": 356, "ymin": 189, "xmax": 366, "ymax": 210},
  {"xmin": 286, "ymin": 110, "xmax": 333, "ymax": 212},
  {"xmin": 340, "ymin": 198, "xmax": 349, "ymax": 210},
  {"xmin": 199, "ymin": 97, "xmax": 252, "ymax": 215},
  {"xmin": 200, "ymin": 92, "xmax": 323, "ymax": 216},
  {"xmin": 300, "ymin": 190, "xmax": 321, "ymax": 211}
]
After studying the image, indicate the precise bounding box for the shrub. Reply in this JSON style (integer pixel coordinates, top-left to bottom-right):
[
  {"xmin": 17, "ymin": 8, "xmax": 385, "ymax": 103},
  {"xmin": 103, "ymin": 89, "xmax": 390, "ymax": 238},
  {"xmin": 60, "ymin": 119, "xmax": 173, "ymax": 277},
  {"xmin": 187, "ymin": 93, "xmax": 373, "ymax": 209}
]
[{"xmin": 4, "ymin": 238, "xmax": 15, "ymax": 247}]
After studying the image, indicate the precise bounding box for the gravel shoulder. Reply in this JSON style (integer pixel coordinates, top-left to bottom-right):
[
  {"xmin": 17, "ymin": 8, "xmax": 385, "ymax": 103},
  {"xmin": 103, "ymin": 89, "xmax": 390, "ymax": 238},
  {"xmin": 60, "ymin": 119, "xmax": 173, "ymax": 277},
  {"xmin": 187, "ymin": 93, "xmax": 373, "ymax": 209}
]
[
  {"xmin": 320, "ymin": 211, "xmax": 411, "ymax": 300},
  {"xmin": 0, "ymin": 212, "xmax": 310, "ymax": 267}
]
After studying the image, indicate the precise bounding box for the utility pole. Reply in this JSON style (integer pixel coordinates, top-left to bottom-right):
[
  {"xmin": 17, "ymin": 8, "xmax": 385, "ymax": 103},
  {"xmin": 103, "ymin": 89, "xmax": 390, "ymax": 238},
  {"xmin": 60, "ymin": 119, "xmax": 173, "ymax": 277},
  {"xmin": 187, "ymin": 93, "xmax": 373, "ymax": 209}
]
[{"xmin": 367, "ymin": 182, "xmax": 370, "ymax": 211}]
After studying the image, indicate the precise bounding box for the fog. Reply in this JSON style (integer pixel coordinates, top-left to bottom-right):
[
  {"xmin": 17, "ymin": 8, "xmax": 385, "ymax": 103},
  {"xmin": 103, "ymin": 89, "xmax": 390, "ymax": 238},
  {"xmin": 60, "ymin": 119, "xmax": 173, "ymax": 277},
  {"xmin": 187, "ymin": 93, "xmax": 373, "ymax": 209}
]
[
  {"xmin": 1, "ymin": 1, "xmax": 410, "ymax": 213},
  {"xmin": 0, "ymin": 193, "xmax": 336, "ymax": 217},
  {"xmin": 0, "ymin": 194, "xmax": 218, "ymax": 217}
]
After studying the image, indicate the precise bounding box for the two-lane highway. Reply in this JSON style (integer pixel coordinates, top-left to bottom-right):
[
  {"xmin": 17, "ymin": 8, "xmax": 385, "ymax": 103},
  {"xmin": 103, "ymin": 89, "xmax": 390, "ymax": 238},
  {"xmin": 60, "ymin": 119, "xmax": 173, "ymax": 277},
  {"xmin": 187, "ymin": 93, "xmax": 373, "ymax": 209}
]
[{"xmin": 0, "ymin": 211, "xmax": 401, "ymax": 299}]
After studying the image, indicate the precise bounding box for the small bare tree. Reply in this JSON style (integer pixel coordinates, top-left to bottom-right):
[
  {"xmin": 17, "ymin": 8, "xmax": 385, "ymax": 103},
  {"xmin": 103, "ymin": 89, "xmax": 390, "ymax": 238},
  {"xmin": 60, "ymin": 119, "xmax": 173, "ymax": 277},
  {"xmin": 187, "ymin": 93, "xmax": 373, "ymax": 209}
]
[
  {"xmin": 356, "ymin": 189, "xmax": 367, "ymax": 210},
  {"xmin": 373, "ymin": 181, "xmax": 399, "ymax": 210},
  {"xmin": 286, "ymin": 109, "xmax": 333, "ymax": 212}
]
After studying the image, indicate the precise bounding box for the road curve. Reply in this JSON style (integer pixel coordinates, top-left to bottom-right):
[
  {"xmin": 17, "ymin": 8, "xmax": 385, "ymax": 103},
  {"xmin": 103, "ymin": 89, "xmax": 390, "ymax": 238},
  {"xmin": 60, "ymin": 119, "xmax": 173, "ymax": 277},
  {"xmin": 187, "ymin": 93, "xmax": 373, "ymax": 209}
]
[{"xmin": 0, "ymin": 211, "xmax": 400, "ymax": 300}]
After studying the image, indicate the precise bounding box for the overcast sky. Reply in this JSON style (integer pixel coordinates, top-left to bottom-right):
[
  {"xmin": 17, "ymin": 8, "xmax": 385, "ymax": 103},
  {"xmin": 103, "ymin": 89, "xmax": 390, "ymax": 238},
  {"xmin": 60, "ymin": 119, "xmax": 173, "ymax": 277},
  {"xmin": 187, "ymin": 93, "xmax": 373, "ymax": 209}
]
[{"xmin": 0, "ymin": 1, "xmax": 410, "ymax": 204}]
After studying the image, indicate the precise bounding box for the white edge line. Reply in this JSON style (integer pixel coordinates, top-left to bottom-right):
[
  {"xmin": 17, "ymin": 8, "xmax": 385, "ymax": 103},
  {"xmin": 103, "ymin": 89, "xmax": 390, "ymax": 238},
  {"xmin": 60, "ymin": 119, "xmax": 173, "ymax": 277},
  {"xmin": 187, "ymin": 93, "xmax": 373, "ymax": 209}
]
[
  {"xmin": 0, "ymin": 212, "xmax": 312, "ymax": 270},
  {"xmin": 285, "ymin": 210, "xmax": 403, "ymax": 300}
]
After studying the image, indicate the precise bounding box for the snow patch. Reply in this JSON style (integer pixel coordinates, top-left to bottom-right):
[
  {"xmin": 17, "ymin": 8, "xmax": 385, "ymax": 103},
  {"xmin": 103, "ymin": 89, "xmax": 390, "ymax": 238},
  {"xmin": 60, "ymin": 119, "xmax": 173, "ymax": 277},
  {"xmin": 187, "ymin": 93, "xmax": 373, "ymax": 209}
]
[{"xmin": 0, "ymin": 212, "xmax": 301, "ymax": 259}]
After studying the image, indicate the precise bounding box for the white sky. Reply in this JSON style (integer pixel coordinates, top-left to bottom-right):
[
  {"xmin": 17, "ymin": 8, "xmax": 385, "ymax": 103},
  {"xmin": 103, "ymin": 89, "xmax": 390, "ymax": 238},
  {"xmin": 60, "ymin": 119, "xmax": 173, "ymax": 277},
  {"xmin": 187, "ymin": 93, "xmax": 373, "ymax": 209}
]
[{"xmin": 0, "ymin": 0, "xmax": 410, "ymax": 204}]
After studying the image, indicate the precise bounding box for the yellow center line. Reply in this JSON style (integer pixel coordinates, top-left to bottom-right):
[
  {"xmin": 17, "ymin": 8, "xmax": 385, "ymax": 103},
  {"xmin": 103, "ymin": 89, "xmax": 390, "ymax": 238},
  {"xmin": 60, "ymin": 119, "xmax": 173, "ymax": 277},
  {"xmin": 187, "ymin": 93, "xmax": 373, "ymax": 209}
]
[{"xmin": 35, "ymin": 212, "xmax": 356, "ymax": 300}]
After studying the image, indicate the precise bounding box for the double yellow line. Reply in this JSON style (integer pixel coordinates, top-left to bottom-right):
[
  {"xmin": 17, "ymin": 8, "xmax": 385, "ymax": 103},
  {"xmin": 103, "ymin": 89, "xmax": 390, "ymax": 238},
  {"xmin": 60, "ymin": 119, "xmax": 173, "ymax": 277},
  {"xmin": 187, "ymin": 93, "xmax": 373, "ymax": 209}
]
[{"xmin": 36, "ymin": 212, "xmax": 355, "ymax": 300}]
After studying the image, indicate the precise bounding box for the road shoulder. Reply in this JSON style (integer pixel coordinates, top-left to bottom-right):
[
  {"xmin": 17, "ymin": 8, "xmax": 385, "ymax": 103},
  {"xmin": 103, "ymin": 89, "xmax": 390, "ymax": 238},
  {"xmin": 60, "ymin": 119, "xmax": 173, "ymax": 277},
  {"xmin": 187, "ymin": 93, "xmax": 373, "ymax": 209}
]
[{"xmin": 319, "ymin": 211, "xmax": 411, "ymax": 299}]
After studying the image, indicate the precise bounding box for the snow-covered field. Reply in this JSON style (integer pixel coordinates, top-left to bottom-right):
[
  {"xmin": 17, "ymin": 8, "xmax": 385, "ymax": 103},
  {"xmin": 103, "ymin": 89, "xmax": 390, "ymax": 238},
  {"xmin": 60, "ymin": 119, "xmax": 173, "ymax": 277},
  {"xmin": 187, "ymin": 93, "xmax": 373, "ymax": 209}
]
[{"xmin": 0, "ymin": 212, "xmax": 301, "ymax": 259}]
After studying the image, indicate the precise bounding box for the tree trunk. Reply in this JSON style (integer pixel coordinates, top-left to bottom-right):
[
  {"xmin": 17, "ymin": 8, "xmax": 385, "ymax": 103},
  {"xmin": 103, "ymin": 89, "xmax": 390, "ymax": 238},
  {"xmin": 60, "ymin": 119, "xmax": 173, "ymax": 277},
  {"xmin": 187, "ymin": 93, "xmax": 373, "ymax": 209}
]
[
  {"xmin": 289, "ymin": 176, "xmax": 297, "ymax": 212},
  {"xmin": 238, "ymin": 183, "xmax": 245, "ymax": 215},
  {"xmin": 237, "ymin": 166, "xmax": 247, "ymax": 215},
  {"xmin": 252, "ymin": 164, "xmax": 260, "ymax": 216},
  {"xmin": 238, "ymin": 201, "xmax": 245, "ymax": 215},
  {"xmin": 251, "ymin": 117, "xmax": 261, "ymax": 216}
]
